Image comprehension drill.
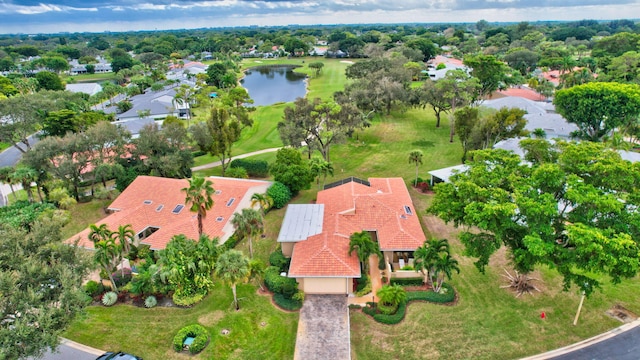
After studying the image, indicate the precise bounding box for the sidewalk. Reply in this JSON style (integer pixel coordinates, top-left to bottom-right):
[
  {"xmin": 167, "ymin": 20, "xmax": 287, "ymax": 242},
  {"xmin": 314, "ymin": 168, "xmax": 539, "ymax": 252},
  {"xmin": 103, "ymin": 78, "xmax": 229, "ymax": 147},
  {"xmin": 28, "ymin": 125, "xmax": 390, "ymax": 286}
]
[
  {"xmin": 191, "ymin": 147, "xmax": 281, "ymax": 171},
  {"xmin": 348, "ymin": 254, "xmax": 383, "ymax": 306}
]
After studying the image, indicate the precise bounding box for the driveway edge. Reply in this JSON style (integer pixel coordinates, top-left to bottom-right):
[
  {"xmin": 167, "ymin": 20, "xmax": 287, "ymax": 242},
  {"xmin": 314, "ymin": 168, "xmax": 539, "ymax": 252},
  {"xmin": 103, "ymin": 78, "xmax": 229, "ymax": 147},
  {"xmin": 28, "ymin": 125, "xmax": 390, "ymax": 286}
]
[
  {"xmin": 60, "ymin": 337, "xmax": 105, "ymax": 356},
  {"xmin": 520, "ymin": 319, "xmax": 640, "ymax": 360}
]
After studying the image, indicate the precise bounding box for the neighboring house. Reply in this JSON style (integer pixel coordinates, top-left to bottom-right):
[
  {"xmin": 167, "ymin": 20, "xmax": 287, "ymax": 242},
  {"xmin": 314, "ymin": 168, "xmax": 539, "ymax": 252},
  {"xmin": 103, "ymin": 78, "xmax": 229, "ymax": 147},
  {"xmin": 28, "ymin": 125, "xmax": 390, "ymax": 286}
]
[
  {"xmin": 65, "ymin": 82, "xmax": 102, "ymax": 96},
  {"xmin": 112, "ymin": 117, "xmax": 157, "ymax": 139},
  {"xmin": 426, "ymin": 55, "xmax": 467, "ymax": 80},
  {"xmin": 116, "ymin": 85, "xmax": 188, "ymax": 121},
  {"xmin": 68, "ymin": 176, "xmax": 272, "ymax": 250},
  {"xmin": 277, "ymin": 177, "xmax": 426, "ymax": 295},
  {"xmin": 482, "ymin": 96, "xmax": 579, "ymax": 139}
]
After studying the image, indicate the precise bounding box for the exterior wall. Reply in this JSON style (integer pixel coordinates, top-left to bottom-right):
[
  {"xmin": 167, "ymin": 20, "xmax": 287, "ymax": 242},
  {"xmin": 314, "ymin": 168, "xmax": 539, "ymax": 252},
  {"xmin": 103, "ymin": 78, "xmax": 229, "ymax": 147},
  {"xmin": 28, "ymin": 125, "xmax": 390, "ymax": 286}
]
[
  {"xmin": 282, "ymin": 242, "xmax": 294, "ymax": 258},
  {"xmin": 297, "ymin": 277, "xmax": 351, "ymax": 294}
]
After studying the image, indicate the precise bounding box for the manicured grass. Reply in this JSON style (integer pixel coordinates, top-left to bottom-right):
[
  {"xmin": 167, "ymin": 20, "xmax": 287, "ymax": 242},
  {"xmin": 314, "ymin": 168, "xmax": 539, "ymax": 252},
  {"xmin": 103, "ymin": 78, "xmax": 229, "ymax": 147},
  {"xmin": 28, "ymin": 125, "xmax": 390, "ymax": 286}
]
[
  {"xmin": 66, "ymin": 73, "xmax": 117, "ymax": 83},
  {"xmin": 60, "ymin": 199, "xmax": 112, "ymax": 240},
  {"xmin": 64, "ymin": 283, "xmax": 298, "ymax": 359}
]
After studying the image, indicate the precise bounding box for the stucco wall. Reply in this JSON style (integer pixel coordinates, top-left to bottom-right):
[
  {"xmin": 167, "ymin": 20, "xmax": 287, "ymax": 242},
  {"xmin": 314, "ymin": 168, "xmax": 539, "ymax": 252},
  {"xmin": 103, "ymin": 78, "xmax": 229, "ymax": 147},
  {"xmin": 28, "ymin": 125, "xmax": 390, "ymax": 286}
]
[
  {"xmin": 297, "ymin": 277, "xmax": 352, "ymax": 294},
  {"xmin": 282, "ymin": 242, "xmax": 294, "ymax": 258}
]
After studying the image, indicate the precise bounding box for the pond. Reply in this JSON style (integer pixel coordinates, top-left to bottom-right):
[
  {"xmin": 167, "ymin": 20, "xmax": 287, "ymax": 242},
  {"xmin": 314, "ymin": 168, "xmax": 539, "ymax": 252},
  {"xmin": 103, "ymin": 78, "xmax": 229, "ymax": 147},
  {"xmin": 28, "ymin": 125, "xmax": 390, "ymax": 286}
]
[{"xmin": 240, "ymin": 66, "xmax": 307, "ymax": 106}]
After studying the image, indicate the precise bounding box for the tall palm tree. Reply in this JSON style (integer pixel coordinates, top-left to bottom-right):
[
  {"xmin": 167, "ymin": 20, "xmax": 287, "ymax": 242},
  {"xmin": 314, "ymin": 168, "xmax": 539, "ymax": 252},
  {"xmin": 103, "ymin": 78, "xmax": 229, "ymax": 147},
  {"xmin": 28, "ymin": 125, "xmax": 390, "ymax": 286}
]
[
  {"xmin": 348, "ymin": 231, "xmax": 379, "ymax": 273},
  {"xmin": 215, "ymin": 249, "xmax": 250, "ymax": 310},
  {"xmin": 111, "ymin": 224, "xmax": 135, "ymax": 258},
  {"xmin": 11, "ymin": 166, "xmax": 37, "ymax": 203},
  {"xmin": 309, "ymin": 157, "xmax": 335, "ymax": 190},
  {"xmin": 413, "ymin": 239, "xmax": 450, "ymax": 286},
  {"xmin": 408, "ymin": 150, "xmax": 424, "ymax": 187},
  {"xmin": 182, "ymin": 176, "xmax": 216, "ymax": 236},
  {"xmin": 94, "ymin": 239, "xmax": 122, "ymax": 292},
  {"xmin": 231, "ymin": 208, "xmax": 264, "ymax": 258},
  {"xmin": 433, "ymin": 253, "xmax": 460, "ymax": 293}
]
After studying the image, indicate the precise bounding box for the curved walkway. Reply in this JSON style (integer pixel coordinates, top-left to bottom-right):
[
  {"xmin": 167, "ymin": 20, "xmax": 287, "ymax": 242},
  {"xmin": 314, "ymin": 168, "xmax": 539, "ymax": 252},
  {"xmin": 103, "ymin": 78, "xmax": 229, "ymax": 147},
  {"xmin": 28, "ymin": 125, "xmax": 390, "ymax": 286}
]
[{"xmin": 191, "ymin": 147, "xmax": 282, "ymax": 171}]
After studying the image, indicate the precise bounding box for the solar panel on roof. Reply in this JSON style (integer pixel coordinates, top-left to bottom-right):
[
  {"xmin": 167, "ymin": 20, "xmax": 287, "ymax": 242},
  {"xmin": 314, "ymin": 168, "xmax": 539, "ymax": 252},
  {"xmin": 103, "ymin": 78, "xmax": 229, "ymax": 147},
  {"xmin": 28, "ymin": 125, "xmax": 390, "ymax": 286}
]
[{"xmin": 172, "ymin": 204, "xmax": 184, "ymax": 214}]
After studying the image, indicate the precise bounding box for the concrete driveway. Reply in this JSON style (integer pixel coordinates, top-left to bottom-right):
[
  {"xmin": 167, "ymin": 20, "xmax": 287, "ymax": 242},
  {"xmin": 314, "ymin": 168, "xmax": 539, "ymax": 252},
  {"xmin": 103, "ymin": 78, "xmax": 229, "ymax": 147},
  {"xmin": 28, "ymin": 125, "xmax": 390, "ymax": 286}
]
[{"xmin": 294, "ymin": 295, "xmax": 350, "ymax": 360}]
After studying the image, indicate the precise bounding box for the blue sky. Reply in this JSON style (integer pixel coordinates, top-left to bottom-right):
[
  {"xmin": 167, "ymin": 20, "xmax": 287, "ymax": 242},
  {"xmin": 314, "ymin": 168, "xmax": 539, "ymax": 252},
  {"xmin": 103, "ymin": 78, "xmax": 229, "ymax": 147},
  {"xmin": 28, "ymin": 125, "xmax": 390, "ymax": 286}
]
[{"xmin": 0, "ymin": 0, "xmax": 639, "ymax": 34}]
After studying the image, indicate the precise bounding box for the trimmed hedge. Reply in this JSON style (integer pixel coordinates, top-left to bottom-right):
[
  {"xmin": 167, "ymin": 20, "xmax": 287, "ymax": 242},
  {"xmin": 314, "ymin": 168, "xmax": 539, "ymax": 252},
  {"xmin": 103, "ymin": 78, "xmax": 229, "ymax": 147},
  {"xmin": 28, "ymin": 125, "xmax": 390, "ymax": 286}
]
[
  {"xmin": 264, "ymin": 266, "xmax": 298, "ymax": 294},
  {"xmin": 273, "ymin": 293, "xmax": 302, "ymax": 311},
  {"xmin": 405, "ymin": 283, "xmax": 455, "ymax": 303},
  {"xmin": 230, "ymin": 158, "xmax": 269, "ymax": 177},
  {"xmin": 390, "ymin": 278, "xmax": 423, "ymax": 287},
  {"xmin": 173, "ymin": 324, "xmax": 209, "ymax": 354},
  {"xmin": 269, "ymin": 249, "xmax": 290, "ymax": 272}
]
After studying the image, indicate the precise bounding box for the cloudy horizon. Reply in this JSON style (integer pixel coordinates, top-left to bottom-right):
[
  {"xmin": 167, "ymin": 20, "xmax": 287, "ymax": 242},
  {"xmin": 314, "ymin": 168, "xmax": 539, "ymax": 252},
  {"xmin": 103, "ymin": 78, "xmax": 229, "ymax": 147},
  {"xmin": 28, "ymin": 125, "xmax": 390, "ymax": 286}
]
[{"xmin": 0, "ymin": 0, "xmax": 639, "ymax": 34}]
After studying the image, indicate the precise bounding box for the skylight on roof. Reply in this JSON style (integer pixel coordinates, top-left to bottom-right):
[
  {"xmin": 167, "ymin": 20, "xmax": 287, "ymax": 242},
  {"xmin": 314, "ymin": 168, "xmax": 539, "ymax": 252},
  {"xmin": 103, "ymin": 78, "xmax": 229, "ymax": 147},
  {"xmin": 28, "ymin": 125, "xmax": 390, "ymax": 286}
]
[
  {"xmin": 143, "ymin": 200, "xmax": 152, "ymax": 205},
  {"xmin": 216, "ymin": 216, "xmax": 224, "ymax": 222},
  {"xmin": 156, "ymin": 205, "xmax": 164, "ymax": 212},
  {"xmin": 404, "ymin": 206, "xmax": 413, "ymax": 215},
  {"xmin": 226, "ymin": 198, "xmax": 235, "ymax": 207},
  {"xmin": 172, "ymin": 204, "xmax": 184, "ymax": 214},
  {"xmin": 215, "ymin": 190, "xmax": 222, "ymax": 195}
]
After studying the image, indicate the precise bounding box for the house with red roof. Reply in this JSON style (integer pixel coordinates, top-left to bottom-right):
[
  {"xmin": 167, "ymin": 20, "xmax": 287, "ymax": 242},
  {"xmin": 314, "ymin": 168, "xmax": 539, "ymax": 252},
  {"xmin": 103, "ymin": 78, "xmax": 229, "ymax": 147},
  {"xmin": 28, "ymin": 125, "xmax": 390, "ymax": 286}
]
[
  {"xmin": 68, "ymin": 175, "xmax": 271, "ymax": 250},
  {"xmin": 277, "ymin": 177, "xmax": 426, "ymax": 295}
]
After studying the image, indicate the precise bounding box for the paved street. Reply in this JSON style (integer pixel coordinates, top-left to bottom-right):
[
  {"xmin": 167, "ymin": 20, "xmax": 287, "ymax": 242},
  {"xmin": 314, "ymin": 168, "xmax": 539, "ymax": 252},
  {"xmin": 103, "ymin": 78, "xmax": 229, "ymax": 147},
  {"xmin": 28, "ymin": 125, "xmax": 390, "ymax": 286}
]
[
  {"xmin": 549, "ymin": 325, "xmax": 640, "ymax": 360},
  {"xmin": 0, "ymin": 134, "xmax": 38, "ymax": 168}
]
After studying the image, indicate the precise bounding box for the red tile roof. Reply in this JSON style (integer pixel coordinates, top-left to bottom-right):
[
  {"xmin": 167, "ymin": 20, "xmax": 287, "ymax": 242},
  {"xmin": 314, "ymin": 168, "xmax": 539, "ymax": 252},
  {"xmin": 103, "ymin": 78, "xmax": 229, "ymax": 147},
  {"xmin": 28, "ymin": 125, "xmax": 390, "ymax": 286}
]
[
  {"xmin": 67, "ymin": 176, "xmax": 271, "ymax": 250},
  {"xmin": 288, "ymin": 178, "xmax": 426, "ymax": 278},
  {"xmin": 495, "ymin": 87, "xmax": 546, "ymax": 101}
]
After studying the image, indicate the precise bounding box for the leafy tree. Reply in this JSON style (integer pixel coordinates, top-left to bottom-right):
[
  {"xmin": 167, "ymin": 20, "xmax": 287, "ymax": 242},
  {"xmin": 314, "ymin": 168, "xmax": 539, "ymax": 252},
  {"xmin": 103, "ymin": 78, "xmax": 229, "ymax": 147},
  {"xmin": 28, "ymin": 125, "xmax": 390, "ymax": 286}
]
[
  {"xmin": 215, "ymin": 250, "xmax": 250, "ymax": 310},
  {"xmin": 182, "ymin": 176, "xmax": 215, "ymax": 237},
  {"xmin": 554, "ymin": 82, "xmax": 640, "ymax": 142},
  {"xmin": 308, "ymin": 62, "xmax": 324, "ymax": 76},
  {"xmin": 504, "ymin": 49, "xmax": 539, "ymax": 75},
  {"xmin": 158, "ymin": 234, "xmax": 219, "ymax": 300},
  {"xmin": 231, "ymin": 208, "xmax": 263, "ymax": 258},
  {"xmin": 133, "ymin": 123, "xmax": 193, "ymax": 178},
  {"xmin": 0, "ymin": 75, "xmax": 17, "ymax": 97},
  {"xmin": 463, "ymin": 54, "xmax": 511, "ymax": 98},
  {"xmin": 408, "ymin": 150, "xmax": 423, "ymax": 187},
  {"xmin": 35, "ymin": 71, "xmax": 64, "ymax": 91},
  {"xmin": 268, "ymin": 148, "xmax": 313, "ymax": 196},
  {"xmin": 348, "ymin": 231, "xmax": 379, "ymax": 273},
  {"xmin": 0, "ymin": 216, "xmax": 91, "ymax": 359},
  {"xmin": 111, "ymin": 54, "xmax": 134, "ymax": 73},
  {"xmin": 266, "ymin": 182, "xmax": 291, "ymax": 209},
  {"xmin": 428, "ymin": 142, "xmax": 640, "ymax": 296},
  {"xmin": 412, "ymin": 80, "xmax": 450, "ymax": 128},
  {"xmin": 437, "ymin": 69, "xmax": 481, "ymax": 142}
]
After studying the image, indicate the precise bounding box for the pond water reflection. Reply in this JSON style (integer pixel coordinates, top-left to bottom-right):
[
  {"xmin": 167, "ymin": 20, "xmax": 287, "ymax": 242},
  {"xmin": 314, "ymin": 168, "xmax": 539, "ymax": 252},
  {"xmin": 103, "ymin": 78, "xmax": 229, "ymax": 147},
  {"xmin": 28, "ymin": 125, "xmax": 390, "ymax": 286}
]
[{"xmin": 240, "ymin": 66, "xmax": 307, "ymax": 106}]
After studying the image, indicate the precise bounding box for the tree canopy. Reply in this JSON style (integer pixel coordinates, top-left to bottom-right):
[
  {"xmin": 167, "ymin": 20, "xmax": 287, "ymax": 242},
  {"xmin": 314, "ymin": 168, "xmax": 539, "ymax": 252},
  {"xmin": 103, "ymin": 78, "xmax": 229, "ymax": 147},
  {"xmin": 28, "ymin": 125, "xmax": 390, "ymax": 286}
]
[{"xmin": 428, "ymin": 141, "xmax": 640, "ymax": 296}]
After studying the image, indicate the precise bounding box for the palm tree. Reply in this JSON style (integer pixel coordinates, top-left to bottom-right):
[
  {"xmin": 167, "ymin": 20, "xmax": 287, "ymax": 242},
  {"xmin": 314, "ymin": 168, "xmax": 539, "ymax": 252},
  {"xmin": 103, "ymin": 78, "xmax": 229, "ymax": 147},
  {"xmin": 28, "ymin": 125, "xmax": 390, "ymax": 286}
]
[
  {"xmin": 94, "ymin": 238, "xmax": 122, "ymax": 292},
  {"xmin": 376, "ymin": 284, "xmax": 407, "ymax": 308},
  {"xmin": 111, "ymin": 224, "xmax": 135, "ymax": 258},
  {"xmin": 432, "ymin": 253, "xmax": 460, "ymax": 293},
  {"xmin": 413, "ymin": 239, "xmax": 450, "ymax": 286},
  {"xmin": 250, "ymin": 193, "xmax": 273, "ymax": 215},
  {"xmin": 231, "ymin": 208, "xmax": 264, "ymax": 258},
  {"xmin": 408, "ymin": 150, "xmax": 423, "ymax": 187},
  {"xmin": 182, "ymin": 176, "xmax": 216, "ymax": 236},
  {"xmin": 11, "ymin": 166, "xmax": 37, "ymax": 203},
  {"xmin": 348, "ymin": 231, "xmax": 379, "ymax": 273},
  {"xmin": 309, "ymin": 157, "xmax": 335, "ymax": 190},
  {"xmin": 88, "ymin": 224, "xmax": 112, "ymax": 245},
  {"xmin": 215, "ymin": 250, "xmax": 250, "ymax": 310}
]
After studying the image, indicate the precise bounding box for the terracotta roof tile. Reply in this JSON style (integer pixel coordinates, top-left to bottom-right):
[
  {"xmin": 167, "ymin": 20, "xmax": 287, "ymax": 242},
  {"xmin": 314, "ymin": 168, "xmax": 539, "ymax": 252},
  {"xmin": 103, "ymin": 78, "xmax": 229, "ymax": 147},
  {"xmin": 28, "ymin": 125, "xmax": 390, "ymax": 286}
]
[
  {"xmin": 67, "ymin": 176, "xmax": 271, "ymax": 250},
  {"xmin": 288, "ymin": 177, "xmax": 426, "ymax": 277}
]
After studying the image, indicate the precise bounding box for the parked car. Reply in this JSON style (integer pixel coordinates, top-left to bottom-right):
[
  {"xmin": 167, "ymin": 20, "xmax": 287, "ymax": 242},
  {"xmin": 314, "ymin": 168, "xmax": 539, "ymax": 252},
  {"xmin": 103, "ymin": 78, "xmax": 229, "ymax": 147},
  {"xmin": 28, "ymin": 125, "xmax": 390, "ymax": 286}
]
[{"xmin": 96, "ymin": 352, "xmax": 142, "ymax": 360}]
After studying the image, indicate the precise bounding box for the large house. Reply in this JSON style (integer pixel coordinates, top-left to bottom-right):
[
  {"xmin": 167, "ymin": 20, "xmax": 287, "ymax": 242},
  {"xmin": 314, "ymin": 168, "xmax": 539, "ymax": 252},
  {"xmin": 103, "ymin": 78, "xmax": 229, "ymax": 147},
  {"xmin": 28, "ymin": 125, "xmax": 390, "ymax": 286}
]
[
  {"xmin": 277, "ymin": 177, "xmax": 426, "ymax": 295},
  {"xmin": 69, "ymin": 176, "xmax": 271, "ymax": 250}
]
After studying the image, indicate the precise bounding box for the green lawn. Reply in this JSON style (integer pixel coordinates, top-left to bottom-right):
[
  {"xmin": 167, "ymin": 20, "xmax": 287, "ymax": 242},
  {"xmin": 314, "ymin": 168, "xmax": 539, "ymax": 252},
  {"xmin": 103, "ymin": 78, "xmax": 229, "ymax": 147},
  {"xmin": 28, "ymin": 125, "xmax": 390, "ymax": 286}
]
[
  {"xmin": 66, "ymin": 72, "xmax": 117, "ymax": 83},
  {"xmin": 64, "ymin": 283, "xmax": 298, "ymax": 360}
]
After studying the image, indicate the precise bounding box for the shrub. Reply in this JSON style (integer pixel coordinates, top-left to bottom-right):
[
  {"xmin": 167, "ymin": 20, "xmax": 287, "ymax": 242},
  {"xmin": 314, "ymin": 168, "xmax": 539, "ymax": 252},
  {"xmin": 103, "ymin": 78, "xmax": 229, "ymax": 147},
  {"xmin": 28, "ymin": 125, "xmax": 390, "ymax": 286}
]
[
  {"xmin": 355, "ymin": 283, "xmax": 372, "ymax": 297},
  {"xmin": 436, "ymin": 63, "xmax": 446, "ymax": 70},
  {"xmin": 266, "ymin": 182, "xmax": 291, "ymax": 209},
  {"xmin": 281, "ymin": 281, "xmax": 297, "ymax": 299},
  {"xmin": 102, "ymin": 291, "xmax": 117, "ymax": 306},
  {"xmin": 406, "ymin": 283, "xmax": 455, "ymax": 303},
  {"xmin": 145, "ymin": 295, "xmax": 157, "ymax": 308},
  {"xmin": 137, "ymin": 244, "xmax": 152, "ymax": 259},
  {"xmin": 230, "ymin": 158, "xmax": 269, "ymax": 177},
  {"xmin": 220, "ymin": 234, "xmax": 240, "ymax": 251},
  {"xmin": 264, "ymin": 266, "xmax": 298, "ymax": 294},
  {"xmin": 356, "ymin": 274, "xmax": 369, "ymax": 292},
  {"xmin": 390, "ymin": 278, "xmax": 424, "ymax": 287},
  {"xmin": 273, "ymin": 293, "xmax": 302, "ymax": 311},
  {"xmin": 377, "ymin": 302, "xmax": 398, "ymax": 315},
  {"xmin": 173, "ymin": 291, "xmax": 206, "ymax": 307},
  {"xmin": 401, "ymin": 265, "xmax": 414, "ymax": 270},
  {"xmin": 111, "ymin": 268, "xmax": 132, "ymax": 287},
  {"xmin": 373, "ymin": 301, "xmax": 407, "ymax": 324},
  {"xmin": 84, "ymin": 280, "xmax": 104, "ymax": 298},
  {"xmin": 269, "ymin": 249, "xmax": 290, "ymax": 272},
  {"xmin": 348, "ymin": 304, "xmax": 362, "ymax": 310},
  {"xmin": 173, "ymin": 324, "xmax": 209, "ymax": 354},
  {"xmin": 225, "ymin": 167, "xmax": 248, "ymax": 179}
]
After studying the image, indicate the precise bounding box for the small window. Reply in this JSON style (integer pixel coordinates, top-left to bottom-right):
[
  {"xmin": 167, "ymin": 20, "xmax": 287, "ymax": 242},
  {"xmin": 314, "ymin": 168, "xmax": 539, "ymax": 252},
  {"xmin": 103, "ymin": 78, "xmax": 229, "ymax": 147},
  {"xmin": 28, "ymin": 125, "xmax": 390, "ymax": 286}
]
[
  {"xmin": 216, "ymin": 216, "xmax": 224, "ymax": 222},
  {"xmin": 215, "ymin": 190, "xmax": 222, "ymax": 195},
  {"xmin": 172, "ymin": 204, "xmax": 184, "ymax": 214},
  {"xmin": 404, "ymin": 206, "xmax": 413, "ymax": 215},
  {"xmin": 156, "ymin": 205, "xmax": 164, "ymax": 212},
  {"xmin": 143, "ymin": 200, "xmax": 152, "ymax": 205},
  {"xmin": 226, "ymin": 198, "xmax": 235, "ymax": 207}
]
